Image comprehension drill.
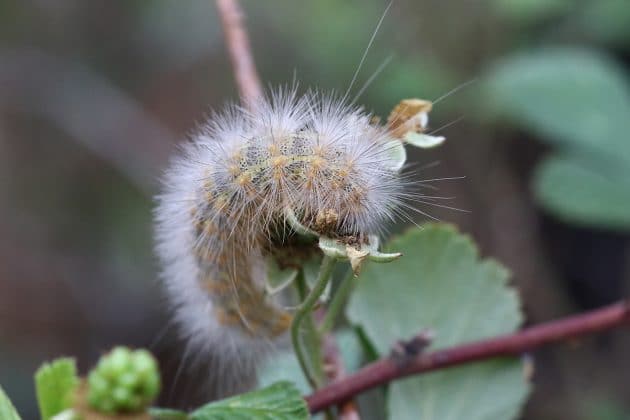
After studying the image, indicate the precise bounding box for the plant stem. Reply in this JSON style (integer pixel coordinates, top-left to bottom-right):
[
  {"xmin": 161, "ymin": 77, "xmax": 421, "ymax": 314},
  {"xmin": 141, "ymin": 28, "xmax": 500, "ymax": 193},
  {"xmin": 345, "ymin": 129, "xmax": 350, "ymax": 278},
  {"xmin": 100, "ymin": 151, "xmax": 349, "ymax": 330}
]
[
  {"xmin": 291, "ymin": 255, "xmax": 337, "ymax": 389},
  {"xmin": 320, "ymin": 267, "xmax": 355, "ymax": 334},
  {"xmin": 295, "ymin": 270, "xmax": 324, "ymax": 389},
  {"xmin": 215, "ymin": 0, "xmax": 263, "ymax": 109}
]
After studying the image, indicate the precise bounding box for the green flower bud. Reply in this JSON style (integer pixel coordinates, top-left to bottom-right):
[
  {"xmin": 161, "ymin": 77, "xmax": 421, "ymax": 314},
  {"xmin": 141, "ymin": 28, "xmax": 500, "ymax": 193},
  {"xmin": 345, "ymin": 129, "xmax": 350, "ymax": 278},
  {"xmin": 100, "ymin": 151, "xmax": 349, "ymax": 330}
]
[{"xmin": 86, "ymin": 346, "xmax": 161, "ymax": 414}]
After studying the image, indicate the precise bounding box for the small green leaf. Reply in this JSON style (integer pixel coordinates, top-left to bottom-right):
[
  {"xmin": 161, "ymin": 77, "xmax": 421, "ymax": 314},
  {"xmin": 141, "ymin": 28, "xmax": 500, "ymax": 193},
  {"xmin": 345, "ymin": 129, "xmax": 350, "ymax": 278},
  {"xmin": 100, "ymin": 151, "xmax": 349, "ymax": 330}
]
[
  {"xmin": 49, "ymin": 409, "xmax": 77, "ymax": 420},
  {"xmin": 484, "ymin": 48, "xmax": 630, "ymax": 230},
  {"xmin": 266, "ymin": 257, "xmax": 299, "ymax": 295},
  {"xmin": 35, "ymin": 358, "xmax": 79, "ymax": 420},
  {"xmin": 318, "ymin": 237, "xmax": 347, "ymax": 259},
  {"xmin": 190, "ymin": 381, "xmax": 309, "ymax": 420},
  {"xmin": 0, "ymin": 385, "xmax": 21, "ymax": 420},
  {"xmin": 384, "ymin": 140, "xmax": 407, "ymax": 171},
  {"xmin": 403, "ymin": 132, "xmax": 445, "ymax": 149},
  {"xmin": 318, "ymin": 235, "xmax": 401, "ymax": 275},
  {"xmin": 302, "ymin": 254, "xmax": 322, "ymax": 290},
  {"xmin": 533, "ymin": 154, "xmax": 630, "ymax": 229},
  {"xmin": 284, "ymin": 207, "xmax": 317, "ymax": 238},
  {"xmin": 149, "ymin": 407, "xmax": 189, "ymax": 420},
  {"xmin": 347, "ymin": 224, "xmax": 530, "ymax": 420}
]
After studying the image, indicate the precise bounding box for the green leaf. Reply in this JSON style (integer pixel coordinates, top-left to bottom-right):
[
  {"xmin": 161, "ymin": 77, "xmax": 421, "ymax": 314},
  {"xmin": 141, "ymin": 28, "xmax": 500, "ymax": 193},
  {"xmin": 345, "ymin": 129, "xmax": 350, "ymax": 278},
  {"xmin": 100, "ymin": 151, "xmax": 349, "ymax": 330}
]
[
  {"xmin": 190, "ymin": 381, "xmax": 308, "ymax": 420},
  {"xmin": 384, "ymin": 140, "xmax": 407, "ymax": 172},
  {"xmin": 491, "ymin": 0, "xmax": 572, "ymax": 24},
  {"xmin": 257, "ymin": 352, "xmax": 309, "ymax": 395},
  {"xmin": 578, "ymin": 0, "xmax": 630, "ymax": 47},
  {"xmin": 388, "ymin": 359, "xmax": 528, "ymax": 420},
  {"xmin": 483, "ymin": 48, "xmax": 630, "ymax": 229},
  {"xmin": 0, "ymin": 385, "xmax": 21, "ymax": 420},
  {"xmin": 403, "ymin": 133, "xmax": 445, "ymax": 149},
  {"xmin": 35, "ymin": 358, "xmax": 79, "ymax": 420},
  {"xmin": 533, "ymin": 154, "xmax": 630, "ymax": 229},
  {"xmin": 335, "ymin": 329, "xmax": 366, "ymax": 374},
  {"xmin": 266, "ymin": 256, "xmax": 299, "ymax": 295},
  {"xmin": 346, "ymin": 224, "xmax": 530, "ymax": 420},
  {"xmin": 484, "ymin": 48, "xmax": 630, "ymax": 166},
  {"xmin": 149, "ymin": 407, "xmax": 189, "ymax": 420}
]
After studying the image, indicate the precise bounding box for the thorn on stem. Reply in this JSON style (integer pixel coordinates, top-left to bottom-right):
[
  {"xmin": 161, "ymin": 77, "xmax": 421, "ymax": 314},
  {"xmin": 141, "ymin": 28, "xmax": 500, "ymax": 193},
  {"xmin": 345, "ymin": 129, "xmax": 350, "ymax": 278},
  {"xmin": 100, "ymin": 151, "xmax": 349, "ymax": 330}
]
[{"xmin": 390, "ymin": 330, "xmax": 433, "ymax": 365}]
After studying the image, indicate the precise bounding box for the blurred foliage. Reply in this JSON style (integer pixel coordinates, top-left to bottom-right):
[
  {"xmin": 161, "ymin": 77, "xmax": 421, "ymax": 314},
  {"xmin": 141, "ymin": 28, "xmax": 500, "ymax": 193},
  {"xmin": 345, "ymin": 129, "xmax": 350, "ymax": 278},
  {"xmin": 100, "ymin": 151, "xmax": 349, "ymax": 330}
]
[
  {"xmin": 483, "ymin": 48, "xmax": 630, "ymax": 229},
  {"xmin": 34, "ymin": 359, "xmax": 77, "ymax": 420},
  {"xmin": 0, "ymin": 386, "xmax": 21, "ymax": 420},
  {"xmin": 492, "ymin": 0, "xmax": 573, "ymax": 24},
  {"xmin": 584, "ymin": 398, "xmax": 630, "ymax": 420}
]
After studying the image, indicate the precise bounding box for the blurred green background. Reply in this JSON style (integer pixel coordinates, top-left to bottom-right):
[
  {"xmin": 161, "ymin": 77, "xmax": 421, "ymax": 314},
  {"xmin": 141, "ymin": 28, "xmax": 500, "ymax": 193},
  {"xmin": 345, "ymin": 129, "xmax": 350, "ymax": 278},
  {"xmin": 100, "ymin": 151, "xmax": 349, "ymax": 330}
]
[{"xmin": 0, "ymin": 0, "xmax": 629, "ymax": 418}]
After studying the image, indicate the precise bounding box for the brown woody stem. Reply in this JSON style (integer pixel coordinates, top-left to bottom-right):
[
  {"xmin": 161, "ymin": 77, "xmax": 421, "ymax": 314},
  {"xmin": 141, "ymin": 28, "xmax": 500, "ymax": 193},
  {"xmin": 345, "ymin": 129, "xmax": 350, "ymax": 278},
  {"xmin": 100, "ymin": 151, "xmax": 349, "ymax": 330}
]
[
  {"xmin": 215, "ymin": 0, "xmax": 263, "ymax": 109},
  {"xmin": 306, "ymin": 300, "xmax": 630, "ymax": 413}
]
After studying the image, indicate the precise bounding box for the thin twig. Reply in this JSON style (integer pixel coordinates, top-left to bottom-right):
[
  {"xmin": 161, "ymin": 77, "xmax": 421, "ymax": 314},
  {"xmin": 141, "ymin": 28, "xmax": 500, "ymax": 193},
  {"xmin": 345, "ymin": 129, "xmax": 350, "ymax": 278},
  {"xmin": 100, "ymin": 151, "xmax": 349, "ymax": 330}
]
[
  {"xmin": 306, "ymin": 300, "xmax": 630, "ymax": 413},
  {"xmin": 215, "ymin": 0, "xmax": 263, "ymax": 109}
]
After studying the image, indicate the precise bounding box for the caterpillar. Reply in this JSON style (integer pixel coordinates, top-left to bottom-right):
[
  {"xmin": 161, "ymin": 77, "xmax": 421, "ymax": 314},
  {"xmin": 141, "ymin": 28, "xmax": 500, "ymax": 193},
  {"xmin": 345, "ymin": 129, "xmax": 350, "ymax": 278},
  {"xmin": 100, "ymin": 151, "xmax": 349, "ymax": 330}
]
[{"xmin": 153, "ymin": 88, "xmax": 437, "ymax": 395}]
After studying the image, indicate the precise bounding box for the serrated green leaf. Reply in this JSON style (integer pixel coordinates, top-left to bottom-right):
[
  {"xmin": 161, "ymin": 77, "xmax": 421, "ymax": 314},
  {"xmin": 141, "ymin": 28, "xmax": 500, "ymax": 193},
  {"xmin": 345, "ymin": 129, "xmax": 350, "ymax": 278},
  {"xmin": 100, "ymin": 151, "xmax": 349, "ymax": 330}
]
[
  {"xmin": 0, "ymin": 385, "xmax": 21, "ymax": 420},
  {"xmin": 533, "ymin": 154, "xmax": 630, "ymax": 229},
  {"xmin": 346, "ymin": 224, "xmax": 530, "ymax": 420},
  {"xmin": 35, "ymin": 358, "xmax": 79, "ymax": 420},
  {"xmin": 484, "ymin": 48, "xmax": 630, "ymax": 167},
  {"xmin": 190, "ymin": 381, "xmax": 308, "ymax": 420},
  {"xmin": 388, "ymin": 358, "xmax": 528, "ymax": 420}
]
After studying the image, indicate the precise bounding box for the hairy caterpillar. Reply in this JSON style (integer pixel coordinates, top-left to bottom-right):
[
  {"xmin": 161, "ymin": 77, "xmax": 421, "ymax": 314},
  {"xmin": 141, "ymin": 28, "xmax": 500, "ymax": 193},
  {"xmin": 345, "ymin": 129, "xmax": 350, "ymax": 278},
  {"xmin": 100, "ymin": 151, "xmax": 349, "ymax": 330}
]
[
  {"xmin": 153, "ymin": 88, "xmax": 419, "ymax": 395},
  {"xmin": 152, "ymin": 0, "xmax": 454, "ymax": 398}
]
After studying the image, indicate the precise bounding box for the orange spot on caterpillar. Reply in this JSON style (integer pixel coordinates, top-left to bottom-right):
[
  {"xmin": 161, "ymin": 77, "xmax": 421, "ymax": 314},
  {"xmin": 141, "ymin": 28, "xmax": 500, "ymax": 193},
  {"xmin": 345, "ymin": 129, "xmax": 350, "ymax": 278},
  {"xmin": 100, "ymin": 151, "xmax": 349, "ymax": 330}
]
[
  {"xmin": 215, "ymin": 307, "xmax": 242, "ymax": 327},
  {"xmin": 228, "ymin": 164, "xmax": 241, "ymax": 177},
  {"xmin": 271, "ymin": 155, "xmax": 289, "ymax": 167},
  {"xmin": 271, "ymin": 312, "xmax": 293, "ymax": 336},
  {"xmin": 310, "ymin": 156, "xmax": 325, "ymax": 170},
  {"xmin": 236, "ymin": 172, "xmax": 252, "ymax": 186},
  {"xmin": 201, "ymin": 276, "xmax": 232, "ymax": 294}
]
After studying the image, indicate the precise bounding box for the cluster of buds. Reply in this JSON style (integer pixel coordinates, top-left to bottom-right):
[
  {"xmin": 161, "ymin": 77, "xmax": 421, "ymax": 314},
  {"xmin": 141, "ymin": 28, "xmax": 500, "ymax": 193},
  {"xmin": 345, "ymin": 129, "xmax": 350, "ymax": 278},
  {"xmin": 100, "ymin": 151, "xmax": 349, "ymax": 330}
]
[{"xmin": 86, "ymin": 347, "xmax": 160, "ymax": 415}]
